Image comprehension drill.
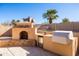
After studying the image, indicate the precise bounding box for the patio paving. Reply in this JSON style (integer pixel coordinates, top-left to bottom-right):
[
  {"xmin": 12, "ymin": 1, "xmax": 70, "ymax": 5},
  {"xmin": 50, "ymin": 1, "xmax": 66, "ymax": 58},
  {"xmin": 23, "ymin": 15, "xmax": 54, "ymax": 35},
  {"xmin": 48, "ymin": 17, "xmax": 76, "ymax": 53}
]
[{"xmin": 0, "ymin": 47, "xmax": 58, "ymax": 56}]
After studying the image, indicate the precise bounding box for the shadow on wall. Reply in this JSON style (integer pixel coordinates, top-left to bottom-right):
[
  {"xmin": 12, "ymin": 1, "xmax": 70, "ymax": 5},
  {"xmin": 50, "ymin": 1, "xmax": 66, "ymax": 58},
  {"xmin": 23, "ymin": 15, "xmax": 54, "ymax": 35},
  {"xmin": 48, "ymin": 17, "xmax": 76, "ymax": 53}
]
[
  {"xmin": 1, "ymin": 27, "xmax": 12, "ymax": 37},
  {"xmin": 0, "ymin": 26, "xmax": 12, "ymax": 37}
]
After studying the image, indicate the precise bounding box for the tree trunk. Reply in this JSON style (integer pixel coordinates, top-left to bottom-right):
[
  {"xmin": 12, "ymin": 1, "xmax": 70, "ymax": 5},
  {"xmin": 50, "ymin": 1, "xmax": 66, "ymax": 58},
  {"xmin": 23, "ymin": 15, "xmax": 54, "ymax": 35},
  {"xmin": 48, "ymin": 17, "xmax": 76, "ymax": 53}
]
[{"xmin": 49, "ymin": 19, "xmax": 52, "ymax": 24}]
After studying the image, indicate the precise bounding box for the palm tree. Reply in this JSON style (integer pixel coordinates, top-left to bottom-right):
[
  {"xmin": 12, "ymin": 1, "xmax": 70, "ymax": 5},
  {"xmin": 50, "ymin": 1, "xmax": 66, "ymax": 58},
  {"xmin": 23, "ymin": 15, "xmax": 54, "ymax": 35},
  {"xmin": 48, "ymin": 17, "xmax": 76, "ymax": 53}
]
[
  {"xmin": 62, "ymin": 18, "xmax": 70, "ymax": 23},
  {"xmin": 43, "ymin": 9, "xmax": 58, "ymax": 24}
]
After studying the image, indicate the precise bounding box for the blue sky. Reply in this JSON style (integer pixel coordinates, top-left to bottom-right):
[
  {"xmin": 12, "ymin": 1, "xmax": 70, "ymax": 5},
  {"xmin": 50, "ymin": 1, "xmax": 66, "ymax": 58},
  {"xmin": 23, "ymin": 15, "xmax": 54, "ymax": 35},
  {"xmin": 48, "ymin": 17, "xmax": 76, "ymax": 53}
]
[{"xmin": 0, "ymin": 3, "xmax": 79, "ymax": 24}]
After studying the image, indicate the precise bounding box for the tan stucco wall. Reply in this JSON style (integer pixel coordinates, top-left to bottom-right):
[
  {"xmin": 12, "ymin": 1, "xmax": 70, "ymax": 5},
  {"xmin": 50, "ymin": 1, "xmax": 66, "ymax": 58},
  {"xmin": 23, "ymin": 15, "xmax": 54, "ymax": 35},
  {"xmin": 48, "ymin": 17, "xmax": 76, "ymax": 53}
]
[
  {"xmin": 43, "ymin": 35, "xmax": 78, "ymax": 56},
  {"xmin": 0, "ymin": 39, "xmax": 35, "ymax": 47},
  {"xmin": 0, "ymin": 25, "xmax": 12, "ymax": 37},
  {"xmin": 12, "ymin": 28, "xmax": 36, "ymax": 40},
  {"xmin": 74, "ymin": 32, "xmax": 79, "ymax": 51}
]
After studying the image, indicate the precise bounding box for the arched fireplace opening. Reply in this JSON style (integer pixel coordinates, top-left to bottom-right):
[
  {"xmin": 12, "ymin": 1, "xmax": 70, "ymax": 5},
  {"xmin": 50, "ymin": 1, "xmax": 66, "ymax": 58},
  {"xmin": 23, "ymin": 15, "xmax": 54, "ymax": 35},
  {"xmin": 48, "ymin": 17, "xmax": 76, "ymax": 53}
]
[{"xmin": 20, "ymin": 31, "xmax": 28, "ymax": 40}]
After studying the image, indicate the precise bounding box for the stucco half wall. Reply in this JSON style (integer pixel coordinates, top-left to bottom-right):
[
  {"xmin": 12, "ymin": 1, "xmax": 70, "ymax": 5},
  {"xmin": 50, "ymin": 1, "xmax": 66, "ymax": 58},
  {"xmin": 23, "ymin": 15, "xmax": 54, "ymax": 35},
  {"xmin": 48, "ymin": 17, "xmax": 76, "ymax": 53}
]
[
  {"xmin": 43, "ymin": 35, "xmax": 78, "ymax": 56},
  {"xmin": 0, "ymin": 39, "xmax": 35, "ymax": 47}
]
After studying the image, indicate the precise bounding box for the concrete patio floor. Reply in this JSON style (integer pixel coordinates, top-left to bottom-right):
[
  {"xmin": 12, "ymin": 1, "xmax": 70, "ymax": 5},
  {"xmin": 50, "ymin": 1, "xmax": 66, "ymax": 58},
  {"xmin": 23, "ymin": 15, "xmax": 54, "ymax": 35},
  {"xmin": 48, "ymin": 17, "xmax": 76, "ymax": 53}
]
[{"xmin": 0, "ymin": 47, "xmax": 58, "ymax": 56}]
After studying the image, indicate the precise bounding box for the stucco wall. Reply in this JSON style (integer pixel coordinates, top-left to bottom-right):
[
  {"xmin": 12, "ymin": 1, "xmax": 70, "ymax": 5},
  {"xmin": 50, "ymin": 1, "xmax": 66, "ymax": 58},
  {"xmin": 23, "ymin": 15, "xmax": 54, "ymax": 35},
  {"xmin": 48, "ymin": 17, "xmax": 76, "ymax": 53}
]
[
  {"xmin": 43, "ymin": 35, "xmax": 78, "ymax": 56},
  {"xmin": 1, "ymin": 28, "xmax": 12, "ymax": 37},
  {"xmin": 0, "ymin": 25, "xmax": 12, "ymax": 37},
  {"xmin": 0, "ymin": 39, "xmax": 35, "ymax": 47},
  {"xmin": 12, "ymin": 28, "xmax": 36, "ymax": 40},
  {"xmin": 74, "ymin": 32, "xmax": 79, "ymax": 52}
]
